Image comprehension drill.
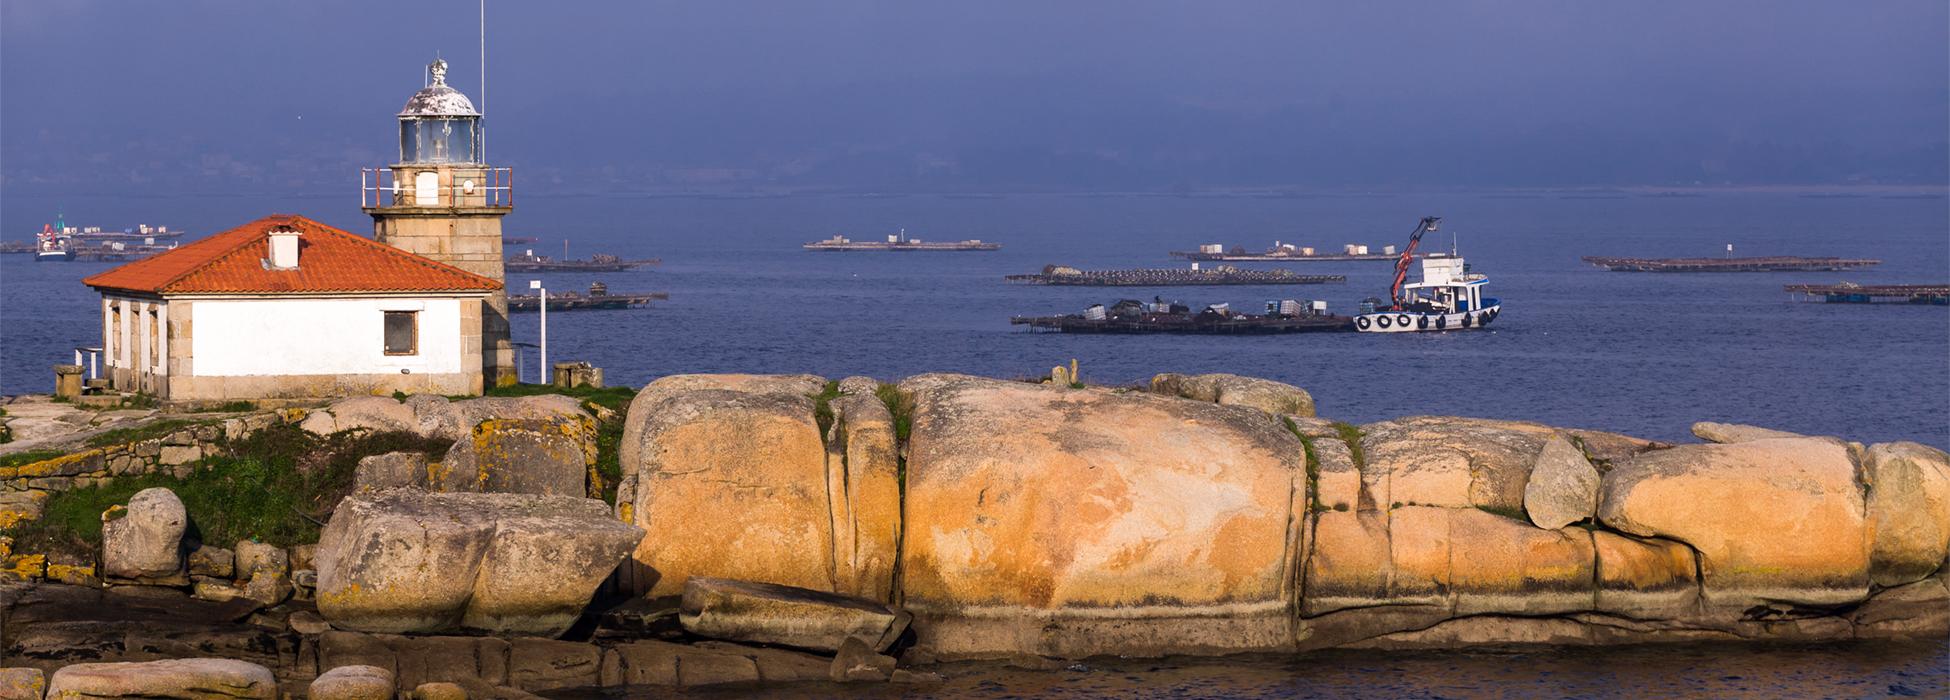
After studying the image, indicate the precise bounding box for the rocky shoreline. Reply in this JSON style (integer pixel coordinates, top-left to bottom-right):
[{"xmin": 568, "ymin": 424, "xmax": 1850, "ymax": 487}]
[{"xmin": 0, "ymin": 371, "xmax": 1941, "ymax": 698}]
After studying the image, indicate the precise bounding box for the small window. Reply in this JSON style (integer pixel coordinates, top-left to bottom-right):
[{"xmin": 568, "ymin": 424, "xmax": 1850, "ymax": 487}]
[{"xmin": 384, "ymin": 311, "xmax": 418, "ymax": 355}]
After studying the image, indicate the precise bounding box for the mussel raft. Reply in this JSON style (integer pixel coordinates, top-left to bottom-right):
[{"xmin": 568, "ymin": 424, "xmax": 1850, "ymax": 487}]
[{"xmin": 1012, "ymin": 299, "xmax": 1354, "ymax": 334}]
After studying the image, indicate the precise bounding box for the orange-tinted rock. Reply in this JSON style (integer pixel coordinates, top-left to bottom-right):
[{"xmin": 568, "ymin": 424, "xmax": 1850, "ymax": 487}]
[
  {"xmin": 1448, "ymin": 508, "xmax": 1594, "ymax": 616},
  {"xmin": 618, "ymin": 374, "xmax": 827, "ymax": 473},
  {"xmin": 1862, "ymin": 442, "xmax": 1950, "ymax": 587},
  {"xmin": 1386, "ymin": 506, "xmax": 1453, "ymax": 607},
  {"xmin": 1302, "ymin": 510, "xmax": 1393, "ymax": 615},
  {"xmin": 625, "ymin": 389, "xmax": 832, "ymax": 598},
  {"xmin": 1597, "ymin": 437, "xmax": 1869, "ymax": 610},
  {"xmin": 1592, "ymin": 531, "xmax": 1699, "ymax": 618},
  {"xmin": 1311, "ymin": 438, "xmax": 1363, "ymax": 512},
  {"xmin": 830, "ymin": 394, "xmax": 901, "ymax": 602},
  {"xmin": 899, "ymin": 375, "xmax": 1306, "ymax": 658}
]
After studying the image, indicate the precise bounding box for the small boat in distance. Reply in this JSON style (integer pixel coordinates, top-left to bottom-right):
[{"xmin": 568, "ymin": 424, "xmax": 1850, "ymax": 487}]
[
  {"xmin": 35, "ymin": 225, "xmax": 74, "ymax": 262},
  {"xmin": 1355, "ymin": 217, "xmax": 1502, "ymax": 333}
]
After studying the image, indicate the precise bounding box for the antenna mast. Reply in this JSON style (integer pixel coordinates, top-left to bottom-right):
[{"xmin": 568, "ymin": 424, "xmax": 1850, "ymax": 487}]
[{"xmin": 479, "ymin": 0, "xmax": 486, "ymax": 162}]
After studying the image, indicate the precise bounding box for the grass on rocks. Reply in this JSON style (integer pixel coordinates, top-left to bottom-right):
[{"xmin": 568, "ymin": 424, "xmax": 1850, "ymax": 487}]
[
  {"xmin": 4, "ymin": 422, "xmax": 452, "ymax": 561},
  {"xmin": 480, "ymin": 383, "xmax": 638, "ymax": 413},
  {"xmin": 83, "ymin": 419, "xmax": 204, "ymax": 448},
  {"xmin": 1331, "ymin": 421, "xmax": 1367, "ymax": 469},
  {"xmin": 0, "ymin": 450, "xmax": 66, "ymax": 470},
  {"xmin": 807, "ymin": 381, "xmax": 843, "ymax": 438},
  {"xmin": 874, "ymin": 383, "xmax": 913, "ymax": 442},
  {"xmin": 1282, "ymin": 417, "xmax": 1327, "ymax": 514}
]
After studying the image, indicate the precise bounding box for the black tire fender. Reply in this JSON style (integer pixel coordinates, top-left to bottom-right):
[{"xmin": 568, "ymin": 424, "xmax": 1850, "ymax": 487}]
[
  {"xmin": 1376, "ymin": 315, "xmax": 1392, "ymax": 329},
  {"xmin": 1356, "ymin": 316, "xmax": 1372, "ymax": 330}
]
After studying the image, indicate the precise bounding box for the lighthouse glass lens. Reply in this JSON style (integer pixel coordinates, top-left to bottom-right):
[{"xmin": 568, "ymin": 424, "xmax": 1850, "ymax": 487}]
[{"xmin": 399, "ymin": 119, "xmax": 479, "ymax": 165}]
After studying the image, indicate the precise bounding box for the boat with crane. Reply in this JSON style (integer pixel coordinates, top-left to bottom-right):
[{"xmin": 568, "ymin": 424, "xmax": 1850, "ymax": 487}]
[{"xmin": 1354, "ymin": 216, "xmax": 1501, "ymax": 332}]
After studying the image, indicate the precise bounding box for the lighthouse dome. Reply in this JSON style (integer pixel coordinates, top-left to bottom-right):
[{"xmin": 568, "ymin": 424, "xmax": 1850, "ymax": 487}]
[
  {"xmin": 400, "ymin": 84, "xmax": 478, "ymax": 117},
  {"xmin": 398, "ymin": 59, "xmax": 480, "ymax": 117},
  {"xmin": 395, "ymin": 59, "xmax": 482, "ymax": 164}
]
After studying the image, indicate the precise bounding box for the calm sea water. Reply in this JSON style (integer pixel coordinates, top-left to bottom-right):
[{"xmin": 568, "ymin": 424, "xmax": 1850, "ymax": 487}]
[
  {"xmin": 540, "ymin": 643, "xmax": 1950, "ymax": 700},
  {"xmin": 4, "ymin": 192, "xmax": 1945, "ymax": 448},
  {"xmin": 2, "ymin": 192, "xmax": 1947, "ymax": 693}
]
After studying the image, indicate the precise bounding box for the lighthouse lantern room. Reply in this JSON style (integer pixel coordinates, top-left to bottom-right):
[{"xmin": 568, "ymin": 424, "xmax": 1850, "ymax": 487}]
[{"xmin": 398, "ymin": 59, "xmax": 480, "ymax": 165}]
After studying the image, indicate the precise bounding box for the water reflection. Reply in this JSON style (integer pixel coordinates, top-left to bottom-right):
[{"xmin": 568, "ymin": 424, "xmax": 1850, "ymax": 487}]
[{"xmin": 545, "ymin": 640, "xmax": 1948, "ymax": 699}]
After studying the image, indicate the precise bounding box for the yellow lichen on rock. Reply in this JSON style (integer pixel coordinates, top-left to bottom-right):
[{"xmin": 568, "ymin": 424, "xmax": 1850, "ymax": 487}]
[{"xmin": 1597, "ymin": 437, "xmax": 1869, "ymax": 610}]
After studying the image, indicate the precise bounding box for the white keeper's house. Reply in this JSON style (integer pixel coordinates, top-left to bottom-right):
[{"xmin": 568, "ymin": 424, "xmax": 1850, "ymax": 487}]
[{"xmin": 81, "ymin": 214, "xmax": 500, "ymax": 401}]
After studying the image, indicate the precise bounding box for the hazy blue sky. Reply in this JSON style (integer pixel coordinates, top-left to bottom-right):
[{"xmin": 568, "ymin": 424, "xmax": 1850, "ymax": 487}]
[{"xmin": 4, "ymin": 1, "xmax": 1945, "ymax": 193}]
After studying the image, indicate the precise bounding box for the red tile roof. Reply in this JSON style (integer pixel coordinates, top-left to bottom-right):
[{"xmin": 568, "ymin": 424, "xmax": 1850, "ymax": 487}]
[{"xmin": 83, "ymin": 214, "xmax": 501, "ymax": 295}]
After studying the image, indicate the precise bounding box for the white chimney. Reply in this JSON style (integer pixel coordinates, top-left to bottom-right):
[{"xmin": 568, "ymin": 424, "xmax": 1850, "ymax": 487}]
[{"xmin": 267, "ymin": 226, "xmax": 302, "ymax": 270}]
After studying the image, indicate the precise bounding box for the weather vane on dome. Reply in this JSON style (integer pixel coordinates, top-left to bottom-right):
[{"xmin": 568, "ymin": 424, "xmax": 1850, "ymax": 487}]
[{"xmin": 428, "ymin": 59, "xmax": 449, "ymax": 87}]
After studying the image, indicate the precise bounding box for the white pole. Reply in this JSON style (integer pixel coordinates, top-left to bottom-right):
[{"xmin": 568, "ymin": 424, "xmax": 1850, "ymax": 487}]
[
  {"xmin": 529, "ymin": 279, "xmax": 545, "ymax": 383},
  {"xmin": 480, "ymin": 0, "xmax": 487, "ymax": 163}
]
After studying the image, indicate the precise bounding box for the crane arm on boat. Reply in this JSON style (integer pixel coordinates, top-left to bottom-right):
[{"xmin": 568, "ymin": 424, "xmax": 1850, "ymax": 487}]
[{"xmin": 1388, "ymin": 216, "xmax": 1440, "ymax": 310}]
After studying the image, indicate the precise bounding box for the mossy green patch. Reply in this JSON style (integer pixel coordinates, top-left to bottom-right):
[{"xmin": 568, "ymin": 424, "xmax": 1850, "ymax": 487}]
[
  {"xmin": 1331, "ymin": 421, "xmax": 1367, "ymax": 469},
  {"xmin": 874, "ymin": 383, "xmax": 913, "ymax": 443},
  {"xmin": 806, "ymin": 381, "xmax": 843, "ymax": 439},
  {"xmin": 5, "ymin": 422, "xmax": 451, "ymax": 561},
  {"xmin": 1282, "ymin": 417, "xmax": 1323, "ymax": 513},
  {"xmin": 593, "ymin": 417, "xmax": 623, "ymax": 505}
]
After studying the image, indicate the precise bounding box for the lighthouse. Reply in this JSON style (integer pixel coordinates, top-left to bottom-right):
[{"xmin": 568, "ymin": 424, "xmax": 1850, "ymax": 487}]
[{"xmin": 363, "ymin": 59, "xmax": 516, "ymax": 387}]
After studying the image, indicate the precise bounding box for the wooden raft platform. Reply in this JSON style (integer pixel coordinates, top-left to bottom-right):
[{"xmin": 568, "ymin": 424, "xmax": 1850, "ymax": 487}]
[
  {"xmin": 505, "ymin": 254, "xmax": 660, "ymax": 273},
  {"xmin": 1582, "ymin": 256, "xmax": 1880, "ymax": 272},
  {"xmin": 1006, "ymin": 266, "xmax": 1346, "ymax": 286},
  {"xmin": 1012, "ymin": 313, "xmax": 1354, "ymax": 334},
  {"xmin": 508, "ymin": 291, "xmax": 667, "ymax": 312},
  {"xmin": 1170, "ymin": 251, "xmax": 1409, "ymax": 262},
  {"xmin": 804, "ymin": 241, "xmax": 1000, "ymax": 251},
  {"xmin": 1785, "ymin": 284, "xmax": 1949, "ymax": 304}
]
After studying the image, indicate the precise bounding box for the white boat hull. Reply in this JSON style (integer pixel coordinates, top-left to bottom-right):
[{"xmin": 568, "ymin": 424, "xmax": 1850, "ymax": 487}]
[
  {"xmin": 35, "ymin": 250, "xmax": 73, "ymax": 262},
  {"xmin": 1354, "ymin": 304, "xmax": 1501, "ymax": 333}
]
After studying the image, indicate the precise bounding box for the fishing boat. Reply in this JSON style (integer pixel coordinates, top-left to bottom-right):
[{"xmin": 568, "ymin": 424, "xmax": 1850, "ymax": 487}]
[
  {"xmin": 1354, "ymin": 217, "xmax": 1501, "ymax": 332},
  {"xmin": 35, "ymin": 225, "xmax": 74, "ymax": 262}
]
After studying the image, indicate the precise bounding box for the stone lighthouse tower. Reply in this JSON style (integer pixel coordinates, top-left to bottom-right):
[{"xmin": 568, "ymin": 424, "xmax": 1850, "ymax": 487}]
[{"xmin": 364, "ymin": 59, "xmax": 516, "ymax": 387}]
